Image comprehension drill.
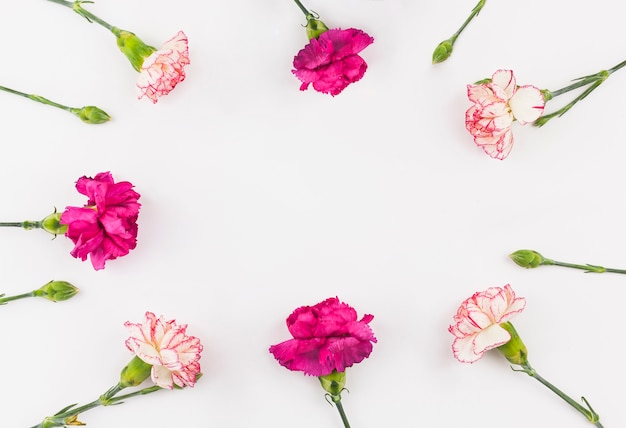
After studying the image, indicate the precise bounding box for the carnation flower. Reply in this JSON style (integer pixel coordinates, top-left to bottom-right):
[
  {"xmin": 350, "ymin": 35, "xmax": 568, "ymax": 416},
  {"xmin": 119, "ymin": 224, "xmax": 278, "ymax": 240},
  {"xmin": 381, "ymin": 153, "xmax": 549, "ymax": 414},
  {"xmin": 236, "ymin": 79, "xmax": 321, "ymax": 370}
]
[
  {"xmin": 290, "ymin": 0, "xmax": 373, "ymax": 96},
  {"xmin": 125, "ymin": 311, "xmax": 203, "ymax": 389},
  {"xmin": 293, "ymin": 28, "xmax": 374, "ymax": 96},
  {"xmin": 449, "ymin": 285, "xmax": 604, "ymax": 426},
  {"xmin": 467, "ymin": 59, "xmax": 626, "ymax": 159},
  {"xmin": 136, "ymin": 31, "xmax": 190, "ymax": 103},
  {"xmin": 269, "ymin": 296, "xmax": 376, "ymax": 376},
  {"xmin": 466, "ymin": 69, "xmax": 544, "ymax": 160},
  {"xmin": 270, "ymin": 297, "xmax": 376, "ymax": 428},
  {"xmin": 30, "ymin": 311, "xmax": 203, "ymax": 427},
  {"xmin": 48, "ymin": 0, "xmax": 189, "ymax": 102},
  {"xmin": 448, "ymin": 284, "xmax": 525, "ymax": 363},
  {"xmin": 60, "ymin": 172, "xmax": 141, "ymax": 270}
]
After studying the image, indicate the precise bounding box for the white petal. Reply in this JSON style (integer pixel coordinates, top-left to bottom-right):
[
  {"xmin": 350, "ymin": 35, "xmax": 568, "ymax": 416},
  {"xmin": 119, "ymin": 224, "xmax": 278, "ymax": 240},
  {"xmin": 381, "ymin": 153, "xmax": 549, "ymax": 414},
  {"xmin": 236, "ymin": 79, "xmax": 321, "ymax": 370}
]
[
  {"xmin": 492, "ymin": 70, "xmax": 516, "ymax": 100},
  {"xmin": 452, "ymin": 335, "xmax": 483, "ymax": 363},
  {"xmin": 473, "ymin": 324, "xmax": 511, "ymax": 353},
  {"xmin": 509, "ymin": 85, "xmax": 545, "ymax": 124}
]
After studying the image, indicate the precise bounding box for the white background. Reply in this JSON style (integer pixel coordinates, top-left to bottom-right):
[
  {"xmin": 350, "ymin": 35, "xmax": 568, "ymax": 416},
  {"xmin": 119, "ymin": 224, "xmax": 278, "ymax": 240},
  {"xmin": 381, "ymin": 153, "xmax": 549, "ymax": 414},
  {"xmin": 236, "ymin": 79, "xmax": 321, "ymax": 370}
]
[{"xmin": 1, "ymin": 0, "xmax": 625, "ymax": 427}]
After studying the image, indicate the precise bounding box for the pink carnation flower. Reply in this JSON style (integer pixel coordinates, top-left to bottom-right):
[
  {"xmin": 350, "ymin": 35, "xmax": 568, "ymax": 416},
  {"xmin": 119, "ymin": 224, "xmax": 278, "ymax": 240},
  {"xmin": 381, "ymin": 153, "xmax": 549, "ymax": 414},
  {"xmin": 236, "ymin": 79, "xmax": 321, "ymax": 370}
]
[
  {"xmin": 125, "ymin": 312, "xmax": 203, "ymax": 389},
  {"xmin": 466, "ymin": 69, "xmax": 545, "ymax": 159},
  {"xmin": 269, "ymin": 297, "xmax": 376, "ymax": 376},
  {"xmin": 60, "ymin": 172, "xmax": 141, "ymax": 271},
  {"xmin": 449, "ymin": 284, "xmax": 526, "ymax": 363},
  {"xmin": 293, "ymin": 28, "xmax": 374, "ymax": 96},
  {"xmin": 136, "ymin": 31, "xmax": 190, "ymax": 103}
]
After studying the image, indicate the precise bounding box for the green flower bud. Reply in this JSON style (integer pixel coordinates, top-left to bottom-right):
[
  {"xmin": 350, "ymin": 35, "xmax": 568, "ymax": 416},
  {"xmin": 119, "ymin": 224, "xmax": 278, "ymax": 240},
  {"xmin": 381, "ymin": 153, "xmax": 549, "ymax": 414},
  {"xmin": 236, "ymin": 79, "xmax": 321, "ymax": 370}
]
[
  {"xmin": 120, "ymin": 356, "xmax": 152, "ymax": 387},
  {"xmin": 319, "ymin": 370, "xmax": 346, "ymax": 398},
  {"xmin": 305, "ymin": 15, "xmax": 329, "ymax": 40},
  {"xmin": 432, "ymin": 39, "xmax": 453, "ymax": 64},
  {"xmin": 113, "ymin": 28, "xmax": 156, "ymax": 71},
  {"xmin": 72, "ymin": 106, "xmax": 111, "ymax": 125},
  {"xmin": 509, "ymin": 249, "xmax": 546, "ymax": 268},
  {"xmin": 40, "ymin": 211, "xmax": 68, "ymax": 236},
  {"xmin": 33, "ymin": 280, "xmax": 79, "ymax": 302},
  {"xmin": 497, "ymin": 321, "xmax": 529, "ymax": 366}
]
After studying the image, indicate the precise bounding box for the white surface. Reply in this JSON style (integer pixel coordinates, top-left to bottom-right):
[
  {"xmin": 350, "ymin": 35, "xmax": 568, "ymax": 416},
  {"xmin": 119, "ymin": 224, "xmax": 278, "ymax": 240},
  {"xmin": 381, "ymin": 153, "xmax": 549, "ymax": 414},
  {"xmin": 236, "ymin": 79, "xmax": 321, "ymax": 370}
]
[{"xmin": 1, "ymin": 0, "xmax": 625, "ymax": 427}]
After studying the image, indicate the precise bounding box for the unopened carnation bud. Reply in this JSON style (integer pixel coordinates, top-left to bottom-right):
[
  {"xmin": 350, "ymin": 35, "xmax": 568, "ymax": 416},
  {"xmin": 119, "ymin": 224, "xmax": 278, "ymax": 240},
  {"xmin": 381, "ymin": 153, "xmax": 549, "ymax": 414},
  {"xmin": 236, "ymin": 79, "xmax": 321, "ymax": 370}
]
[
  {"xmin": 120, "ymin": 355, "xmax": 152, "ymax": 387},
  {"xmin": 319, "ymin": 370, "xmax": 346, "ymax": 398},
  {"xmin": 496, "ymin": 321, "xmax": 529, "ymax": 366},
  {"xmin": 71, "ymin": 106, "xmax": 111, "ymax": 124},
  {"xmin": 41, "ymin": 211, "xmax": 68, "ymax": 236},
  {"xmin": 432, "ymin": 39, "xmax": 453, "ymax": 64},
  {"xmin": 113, "ymin": 28, "xmax": 156, "ymax": 71},
  {"xmin": 305, "ymin": 15, "xmax": 329, "ymax": 40},
  {"xmin": 34, "ymin": 280, "xmax": 79, "ymax": 302},
  {"xmin": 509, "ymin": 249, "xmax": 546, "ymax": 268}
]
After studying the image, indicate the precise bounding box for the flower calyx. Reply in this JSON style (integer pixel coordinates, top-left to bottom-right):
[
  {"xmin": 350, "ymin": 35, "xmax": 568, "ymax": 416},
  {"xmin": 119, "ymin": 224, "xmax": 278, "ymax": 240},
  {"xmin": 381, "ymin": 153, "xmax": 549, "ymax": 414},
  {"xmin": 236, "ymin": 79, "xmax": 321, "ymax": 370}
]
[
  {"xmin": 496, "ymin": 321, "xmax": 529, "ymax": 366},
  {"xmin": 70, "ymin": 106, "xmax": 111, "ymax": 124},
  {"xmin": 119, "ymin": 355, "xmax": 152, "ymax": 388},
  {"xmin": 509, "ymin": 249, "xmax": 548, "ymax": 269},
  {"xmin": 34, "ymin": 280, "xmax": 79, "ymax": 302},
  {"xmin": 113, "ymin": 28, "xmax": 156, "ymax": 71},
  {"xmin": 41, "ymin": 210, "xmax": 69, "ymax": 236},
  {"xmin": 319, "ymin": 370, "xmax": 347, "ymax": 400},
  {"xmin": 305, "ymin": 14, "xmax": 329, "ymax": 40},
  {"xmin": 432, "ymin": 39, "xmax": 454, "ymax": 64}
]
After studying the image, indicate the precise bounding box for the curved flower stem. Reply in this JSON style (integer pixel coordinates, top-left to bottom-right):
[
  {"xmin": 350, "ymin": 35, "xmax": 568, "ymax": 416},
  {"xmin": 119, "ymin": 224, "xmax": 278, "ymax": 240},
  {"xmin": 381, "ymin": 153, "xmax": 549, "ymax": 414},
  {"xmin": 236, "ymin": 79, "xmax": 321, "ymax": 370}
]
[
  {"xmin": 450, "ymin": 0, "xmax": 486, "ymax": 45},
  {"xmin": 0, "ymin": 84, "xmax": 110, "ymax": 124},
  {"xmin": 292, "ymin": 0, "xmax": 312, "ymax": 18},
  {"xmin": 514, "ymin": 363, "xmax": 603, "ymax": 427},
  {"xmin": 535, "ymin": 59, "xmax": 626, "ymax": 127},
  {"xmin": 0, "ymin": 85, "xmax": 74, "ymax": 113},
  {"xmin": 432, "ymin": 0, "xmax": 485, "ymax": 63},
  {"xmin": 46, "ymin": 0, "xmax": 115, "ymax": 31},
  {"xmin": 333, "ymin": 398, "xmax": 351, "ymax": 428},
  {"xmin": 30, "ymin": 383, "xmax": 164, "ymax": 428},
  {"xmin": 0, "ymin": 291, "xmax": 35, "ymax": 305}
]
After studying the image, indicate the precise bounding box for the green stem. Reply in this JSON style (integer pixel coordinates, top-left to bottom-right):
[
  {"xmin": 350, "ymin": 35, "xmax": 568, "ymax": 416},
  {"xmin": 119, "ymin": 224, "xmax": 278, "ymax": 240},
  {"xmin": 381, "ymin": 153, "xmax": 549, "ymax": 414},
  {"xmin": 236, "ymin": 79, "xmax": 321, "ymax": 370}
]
[
  {"xmin": 517, "ymin": 363, "xmax": 603, "ymax": 427},
  {"xmin": 0, "ymin": 220, "xmax": 43, "ymax": 230},
  {"xmin": 0, "ymin": 291, "xmax": 35, "ymax": 305},
  {"xmin": 292, "ymin": 0, "xmax": 312, "ymax": 18},
  {"xmin": 333, "ymin": 398, "xmax": 351, "ymax": 428},
  {"xmin": 46, "ymin": 0, "xmax": 115, "ymax": 31},
  {"xmin": 30, "ymin": 383, "xmax": 164, "ymax": 428},
  {"xmin": 0, "ymin": 85, "xmax": 72, "ymax": 112},
  {"xmin": 106, "ymin": 384, "xmax": 162, "ymax": 403},
  {"xmin": 542, "ymin": 257, "xmax": 626, "ymax": 274},
  {"xmin": 450, "ymin": 0, "xmax": 486, "ymax": 44},
  {"xmin": 535, "ymin": 59, "xmax": 626, "ymax": 127}
]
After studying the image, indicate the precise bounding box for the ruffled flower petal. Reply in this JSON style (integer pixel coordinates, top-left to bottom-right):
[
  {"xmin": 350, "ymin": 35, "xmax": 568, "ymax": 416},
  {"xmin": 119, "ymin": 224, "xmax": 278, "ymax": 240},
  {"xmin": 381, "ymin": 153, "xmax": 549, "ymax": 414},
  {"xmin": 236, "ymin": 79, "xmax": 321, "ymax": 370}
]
[
  {"xmin": 136, "ymin": 31, "xmax": 190, "ymax": 103},
  {"xmin": 491, "ymin": 69, "xmax": 516, "ymax": 100},
  {"xmin": 292, "ymin": 28, "xmax": 374, "ymax": 96},
  {"xmin": 270, "ymin": 297, "xmax": 376, "ymax": 376},
  {"xmin": 60, "ymin": 172, "xmax": 141, "ymax": 270},
  {"xmin": 449, "ymin": 285, "xmax": 526, "ymax": 363},
  {"xmin": 125, "ymin": 312, "xmax": 203, "ymax": 388},
  {"xmin": 509, "ymin": 85, "xmax": 545, "ymax": 125}
]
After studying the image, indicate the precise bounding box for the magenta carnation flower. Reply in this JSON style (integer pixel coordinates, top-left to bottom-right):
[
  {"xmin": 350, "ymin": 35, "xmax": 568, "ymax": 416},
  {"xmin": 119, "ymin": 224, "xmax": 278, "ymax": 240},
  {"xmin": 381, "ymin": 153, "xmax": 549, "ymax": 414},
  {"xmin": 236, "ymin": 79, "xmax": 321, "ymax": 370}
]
[
  {"xmin": 60, "ymin": 172, "xmax": 141, "ymax": 270},
  {"xmin": 292, "ymin": 28, "xmax": 374, "ymax": 96},
  {"xmin": 269, "ymin": 297, "xmax": 376, "ymax": 376}
]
